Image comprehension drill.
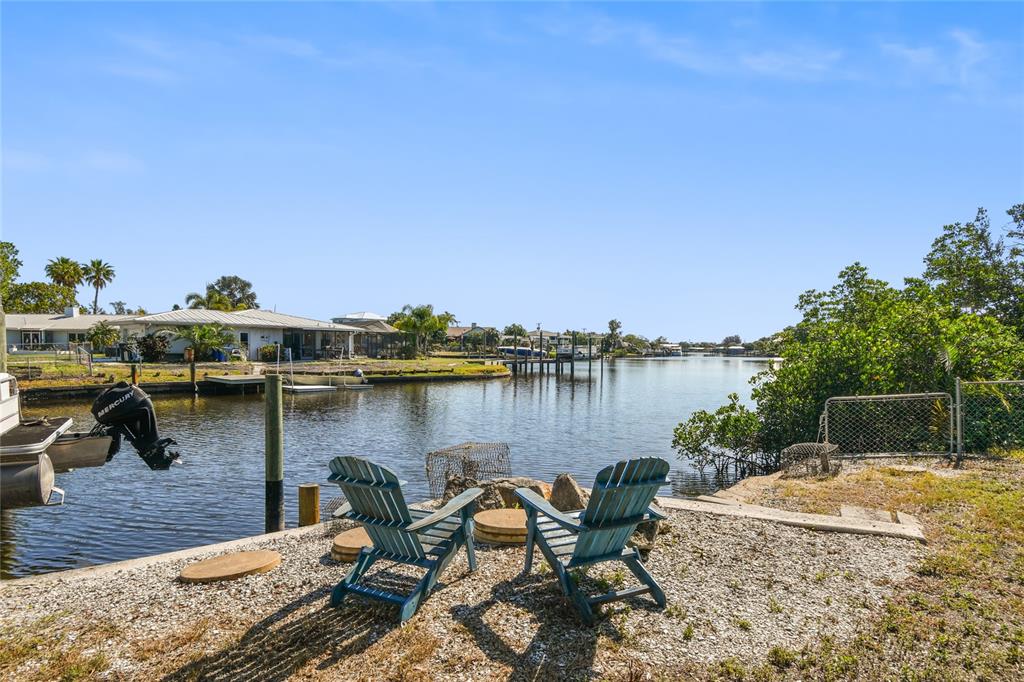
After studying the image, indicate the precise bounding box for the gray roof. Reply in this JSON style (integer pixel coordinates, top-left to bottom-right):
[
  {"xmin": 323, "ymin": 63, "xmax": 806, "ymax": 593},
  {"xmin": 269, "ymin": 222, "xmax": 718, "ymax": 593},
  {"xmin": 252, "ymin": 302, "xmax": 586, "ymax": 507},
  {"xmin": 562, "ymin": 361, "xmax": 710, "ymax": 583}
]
[
  {"xmin": 132, "ymin": 309, "xmax": 362, "ymax": 332},
  {"xmin": 4, "ymin": 313, "xmax": 136, "ymax": 331}
]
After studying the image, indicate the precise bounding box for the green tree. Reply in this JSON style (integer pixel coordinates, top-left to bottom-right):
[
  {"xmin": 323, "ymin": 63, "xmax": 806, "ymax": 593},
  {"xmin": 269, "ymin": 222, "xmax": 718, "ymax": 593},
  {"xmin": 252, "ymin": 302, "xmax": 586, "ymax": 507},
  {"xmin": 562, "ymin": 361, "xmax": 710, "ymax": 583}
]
[
  {"xmin": 752, "ymin": 263, "xmax": 1024, "ymax": 453},
  {"xmin": 174, "ymin": 324, "xmax": 235, "ymax": 361},
  {"xmin": 503, "ymin": 323, "xmax": 528, "ymax": 340},
  {"xmin": 606, "ymin": 319, "xmax": 622, "ymax": 351},
  {"xmin": 82, "ymin": 259, "xmax": 115, "ymax": 314},
  {"xmin": 923, "ymin": 207, "xmax": 1023, "ymax": 336},
  {"xmin": 672, "ymin": 393, "xmax": 765, "ymax": 477},
  {"xmin": 45, "ymin": 257, "xmax": 85, "ymax": 291},
  {"xmin": 0, "ymin": 241, "xmax": 23, "ymax": 302},
  {"xmin": 721, "ymin": 334, "xmax": 742, "ymax": 346},
  {"xmin": 394, "ymin": 304, "xmax": 447, "ymax": 355},
  {"xmin": 87, "ymin": 320, "xmax": 121, "ymax": 351},
  {"xmin": 4, "ymin": 282, "xmax": 78, "ymax": 314},
  {"xmin": 185, "ymin": 289, "xmax": 235, "ymax": 311},
  {"xmin": 622, "ymin": 334, "xmax": 650, "ymax": 353},
  {"xmin": 208, "ymin": 276, "xmax": 259, "ymax": 310}
]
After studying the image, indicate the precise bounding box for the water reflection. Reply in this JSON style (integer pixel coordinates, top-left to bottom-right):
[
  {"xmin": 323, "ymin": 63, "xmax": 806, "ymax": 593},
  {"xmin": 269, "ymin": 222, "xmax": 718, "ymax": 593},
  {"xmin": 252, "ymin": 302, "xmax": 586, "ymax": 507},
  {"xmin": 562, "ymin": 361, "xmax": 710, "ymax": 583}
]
[{"xmin": 3, "ymin": 356, "xmax": 766, "ymax": 577}]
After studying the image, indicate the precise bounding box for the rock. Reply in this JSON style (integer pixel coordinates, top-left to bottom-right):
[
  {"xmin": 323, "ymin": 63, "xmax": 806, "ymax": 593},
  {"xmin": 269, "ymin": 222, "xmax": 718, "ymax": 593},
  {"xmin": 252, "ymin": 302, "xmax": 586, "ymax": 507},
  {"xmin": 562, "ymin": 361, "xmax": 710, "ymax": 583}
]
[
  {"xmin": 549, "ymin": 473, "xmax": 589, "ymax": 512},
  {"xmin": 629, "ymin": 501, "xmax": 668, "ymax": 559},
  {"xmin": 442, "ymin": 475, "xmax": 551, "ymax": 511}
]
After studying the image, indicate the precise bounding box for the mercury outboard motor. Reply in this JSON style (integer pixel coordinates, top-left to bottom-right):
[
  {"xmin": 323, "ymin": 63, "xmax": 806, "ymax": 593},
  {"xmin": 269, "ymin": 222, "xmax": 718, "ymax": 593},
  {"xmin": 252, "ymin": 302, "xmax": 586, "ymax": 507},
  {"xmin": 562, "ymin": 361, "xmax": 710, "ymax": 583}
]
[{"xmin": 90, "ymin": 382, "xmax": 178, "ymax": 470}]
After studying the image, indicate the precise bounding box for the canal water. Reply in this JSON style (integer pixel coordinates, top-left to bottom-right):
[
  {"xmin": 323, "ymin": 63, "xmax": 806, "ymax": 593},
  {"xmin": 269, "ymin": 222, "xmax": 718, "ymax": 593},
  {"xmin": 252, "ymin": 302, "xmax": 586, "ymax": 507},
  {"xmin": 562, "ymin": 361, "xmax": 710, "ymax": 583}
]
[{"xmin": 2, "ymin": 356, "xmax": 768, "ymax": 578}]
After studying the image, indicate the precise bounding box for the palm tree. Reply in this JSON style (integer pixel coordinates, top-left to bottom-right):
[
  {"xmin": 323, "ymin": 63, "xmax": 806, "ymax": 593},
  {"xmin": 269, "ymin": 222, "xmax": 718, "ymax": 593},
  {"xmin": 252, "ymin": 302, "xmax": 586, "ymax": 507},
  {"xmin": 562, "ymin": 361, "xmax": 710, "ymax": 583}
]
[
  {"xmin": 87, "ymin": 320, "xmax": 121, "ymax": 352},
  {"xmin": 174, "ymin": 324, "xmax": 236, "ymax": 361},
  {"xmin": 45, "ymin": 257, "xmax": 84, "ymax": 290},
  {"xmin": 185, "ymin": 288, "xmax": 234, "ymax": 311},
  {"xmin": 395, "ymin": 304, "xmax": 445, "ymax": 355},
  {"xmin": 82, "ymin": 259, "xmax": 115, "ymax": 314}
]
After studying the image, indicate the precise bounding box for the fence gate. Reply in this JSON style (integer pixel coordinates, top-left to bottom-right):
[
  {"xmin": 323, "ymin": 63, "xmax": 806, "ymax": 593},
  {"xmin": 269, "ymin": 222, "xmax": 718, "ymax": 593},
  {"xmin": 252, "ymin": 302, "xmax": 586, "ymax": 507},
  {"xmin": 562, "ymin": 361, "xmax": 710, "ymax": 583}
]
[
  {"xmin": 822, "ymin": 392, "xmax": 954, "ymax": 457},
  {"xmin": 956, "ymin": 379, "xmax": 1024, "ymax": 457}
]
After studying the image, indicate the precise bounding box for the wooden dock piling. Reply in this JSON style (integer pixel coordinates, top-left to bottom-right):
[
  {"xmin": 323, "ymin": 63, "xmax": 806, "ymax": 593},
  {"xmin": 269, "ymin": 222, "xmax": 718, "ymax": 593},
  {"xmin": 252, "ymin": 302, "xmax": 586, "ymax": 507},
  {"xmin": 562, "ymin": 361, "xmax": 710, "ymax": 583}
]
[
  {"xmin": 298, "ymin": 484, "xmax": 320, "ymax": 526},
  {"xmin": 265, "ymin": 374, "xmax": 285, "ymax": 533}
]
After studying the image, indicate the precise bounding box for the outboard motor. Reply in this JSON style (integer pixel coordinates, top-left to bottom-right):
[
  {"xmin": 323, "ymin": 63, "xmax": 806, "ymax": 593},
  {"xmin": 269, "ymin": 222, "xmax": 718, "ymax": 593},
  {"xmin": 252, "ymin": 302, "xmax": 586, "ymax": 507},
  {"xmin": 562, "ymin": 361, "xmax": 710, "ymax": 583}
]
[{"xmin": 90, "ymin": 382, "xmax": 178, "ymax": 469}]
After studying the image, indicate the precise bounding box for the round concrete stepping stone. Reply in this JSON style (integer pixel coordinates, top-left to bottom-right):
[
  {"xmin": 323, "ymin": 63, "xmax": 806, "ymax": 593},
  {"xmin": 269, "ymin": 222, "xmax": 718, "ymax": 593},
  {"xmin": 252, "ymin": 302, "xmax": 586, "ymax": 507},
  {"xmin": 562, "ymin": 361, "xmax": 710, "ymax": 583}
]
[
  {"xmin": 474, "ymin": 509, "xmax": 527, "ymax": 545},
  {"xmin": 332, "ymin": 526, "xmax": 372, "ymax": 562},
  {"xmin": 179, "ymin": 550, "xmax": 281, "ymax": 584}
]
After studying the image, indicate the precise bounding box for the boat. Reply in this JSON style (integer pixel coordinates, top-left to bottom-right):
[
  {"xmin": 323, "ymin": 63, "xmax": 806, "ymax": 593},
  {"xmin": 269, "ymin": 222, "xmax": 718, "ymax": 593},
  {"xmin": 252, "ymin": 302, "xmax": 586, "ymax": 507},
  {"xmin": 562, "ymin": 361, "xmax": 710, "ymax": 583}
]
[
  {"xmin": 283, "ymin": 384, "xmax": 337, "ymax": 393},
  {"xmin": 0, "ymin": 373, "xmax": 179, "ymax": 508}
]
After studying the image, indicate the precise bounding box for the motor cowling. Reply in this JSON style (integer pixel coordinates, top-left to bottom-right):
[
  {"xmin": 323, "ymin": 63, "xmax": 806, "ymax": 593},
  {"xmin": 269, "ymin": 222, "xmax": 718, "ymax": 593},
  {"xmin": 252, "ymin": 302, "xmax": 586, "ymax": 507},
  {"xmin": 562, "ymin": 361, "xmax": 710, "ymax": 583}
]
[{"xmin": 90, "ymin": 382, "xmax": 178, "ymax": 470}]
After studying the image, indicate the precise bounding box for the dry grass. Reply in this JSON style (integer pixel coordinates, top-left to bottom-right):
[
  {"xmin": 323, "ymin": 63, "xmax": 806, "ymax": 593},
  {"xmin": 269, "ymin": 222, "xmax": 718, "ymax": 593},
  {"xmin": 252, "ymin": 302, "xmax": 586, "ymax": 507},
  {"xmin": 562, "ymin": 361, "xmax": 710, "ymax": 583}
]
[
  {"xmin": 724, "ymin": 457, "xmax": 1024, "ymax": 681},
  {"xmin": 0, "ymin": 614, "xmax": 118, "ymax": 682}
]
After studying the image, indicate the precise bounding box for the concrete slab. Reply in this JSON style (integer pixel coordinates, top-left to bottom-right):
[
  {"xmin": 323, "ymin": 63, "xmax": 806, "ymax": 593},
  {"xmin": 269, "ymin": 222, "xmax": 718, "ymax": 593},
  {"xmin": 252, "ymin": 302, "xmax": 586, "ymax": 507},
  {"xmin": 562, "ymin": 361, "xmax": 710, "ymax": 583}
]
[
  {"xmin": 841, "ymin": 505, "xmax": 894, "ymax": 523},
  {"xmin": 656, "ymin": 496, "xmax": 926, "ymax": 543}
]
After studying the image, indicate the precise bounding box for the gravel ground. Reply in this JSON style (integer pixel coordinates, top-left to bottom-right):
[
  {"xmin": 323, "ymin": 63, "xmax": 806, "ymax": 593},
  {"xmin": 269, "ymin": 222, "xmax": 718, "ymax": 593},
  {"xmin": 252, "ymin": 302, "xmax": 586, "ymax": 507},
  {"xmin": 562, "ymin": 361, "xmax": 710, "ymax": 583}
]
[{"xmin": 0, "ymin": 510, "xmax": 923, "ymax": 681}]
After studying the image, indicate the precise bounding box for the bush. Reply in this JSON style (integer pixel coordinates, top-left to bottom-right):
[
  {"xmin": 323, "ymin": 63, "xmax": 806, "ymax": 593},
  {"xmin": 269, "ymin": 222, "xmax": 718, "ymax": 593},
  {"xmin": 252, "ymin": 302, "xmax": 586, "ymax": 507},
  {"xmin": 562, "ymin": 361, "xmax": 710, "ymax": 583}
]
[
  {"xmin": 135, "ymin": 334, "xmax": 170, "ymax": 363},
  {"xmin": 258, "ymin": 344, "xmax": 281, "ymax": 362}
]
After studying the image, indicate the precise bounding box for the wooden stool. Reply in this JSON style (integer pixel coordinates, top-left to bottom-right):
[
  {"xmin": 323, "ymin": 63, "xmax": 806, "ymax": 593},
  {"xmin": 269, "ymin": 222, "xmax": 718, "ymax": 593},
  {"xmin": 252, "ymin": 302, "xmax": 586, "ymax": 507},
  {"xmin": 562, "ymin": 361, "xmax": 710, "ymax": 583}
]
[
  {"xmin": 474, "ymin": 508, "xmax": 528, "ymax": 545},
  {"xmin": 179, "ymin": 550, "xmax": 281, "ymax": 584},
  {"xmin": 331, "ymin": 526, "xmax": 372, "ymax": 562}
]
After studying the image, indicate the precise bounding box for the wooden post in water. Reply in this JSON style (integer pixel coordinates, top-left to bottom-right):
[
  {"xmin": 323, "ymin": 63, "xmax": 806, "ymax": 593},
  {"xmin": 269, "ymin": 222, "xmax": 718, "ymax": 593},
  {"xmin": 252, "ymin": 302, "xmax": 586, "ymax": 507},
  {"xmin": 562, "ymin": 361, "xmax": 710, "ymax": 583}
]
[
  {"xmin": 190, "ymin": 360, "xmax": 197, "ymax": 393},
  {"xmin": 298, "ymin": 484, "xmax": 320, "ymax": 526},
  {"xmin": 131, "ymin": 364, "xmax": 138, "ymax": 385},
  {"xmin": 588, "ymin": 335, "xmax": 593, "ymax": 375},
  {"xmin": 571, "ymin": 331, "xmax": 576, "ymax": 379},
  {"xmin": 539, "ymin": 331, "xmax": 544, "ymax": 375},
  {"xmin": 265, "ymin": 373, "xmax": 285, "ymax": 533}
]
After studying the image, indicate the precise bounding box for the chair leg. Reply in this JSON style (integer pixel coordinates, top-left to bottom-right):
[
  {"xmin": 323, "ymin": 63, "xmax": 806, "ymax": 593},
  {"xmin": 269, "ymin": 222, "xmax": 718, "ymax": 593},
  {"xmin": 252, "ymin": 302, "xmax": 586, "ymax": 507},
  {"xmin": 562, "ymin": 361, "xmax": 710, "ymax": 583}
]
[
  {"xmin": 332, "ymin": 550, "xmax": 377, "ymax": 607},
  {"xmin": 400, "ymin": 570, "xmax": 435, "ymax": 623},
  {"xmin": 564, "ymin": 572, "xmax": 596, "ymax": 625},
  {"xmin": 522, "ymin": 513, "xmax": 537, "ymax": 575},
  {"xmin": 463, "ymin": 512, "xmax": 478, "ymax": 572},
  {"xmin": 625, "ymin": 555, "xmax": 666, "ymax": 607}
]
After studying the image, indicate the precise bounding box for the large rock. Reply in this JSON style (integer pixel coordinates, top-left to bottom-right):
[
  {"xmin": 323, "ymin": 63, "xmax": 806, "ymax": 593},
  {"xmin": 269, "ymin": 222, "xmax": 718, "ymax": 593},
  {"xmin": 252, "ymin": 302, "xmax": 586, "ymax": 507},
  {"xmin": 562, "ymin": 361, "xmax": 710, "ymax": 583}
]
[
  {"xmin": 442, "ymin": 475, "xmax": 551, "ymax": 511},
  {"xmin": 549, "ymin": 473, "xmax": 590, "ymax": 512},
  {"xmin": 628, "ymin": 501, "xmax": 668, "ymax": 559}
]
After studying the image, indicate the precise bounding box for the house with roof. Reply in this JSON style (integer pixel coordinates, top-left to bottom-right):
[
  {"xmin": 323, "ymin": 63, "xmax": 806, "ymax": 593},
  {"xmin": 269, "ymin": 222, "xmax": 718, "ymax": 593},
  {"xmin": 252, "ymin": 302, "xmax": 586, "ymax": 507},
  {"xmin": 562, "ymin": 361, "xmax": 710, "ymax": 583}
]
[
  {"xmin": 331, "ymin": 312, "xmax": 401, "ymax": 358},
  {"xmin": 125, "ymin": 309, "xmax": 362, "ymax": 361},
  {"xmin": 4, "ymin": 308, "xmax": 135, "ymax": 350}
]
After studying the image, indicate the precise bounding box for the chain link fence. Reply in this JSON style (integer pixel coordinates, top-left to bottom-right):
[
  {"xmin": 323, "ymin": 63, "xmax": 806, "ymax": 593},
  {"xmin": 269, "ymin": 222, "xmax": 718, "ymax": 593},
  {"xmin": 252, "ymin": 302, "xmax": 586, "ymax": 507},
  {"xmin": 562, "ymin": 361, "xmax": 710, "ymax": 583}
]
[
  {"xmin": 819, "ymin": 380, "xmax": 1024, "ymax": 459},
  {"xmin": 958, "ymin": 379, "xmax": 1024, "ymax": 456},
  {"xmin": 822, "ymin": 393, "xmax": 954, "ymax": 457}
]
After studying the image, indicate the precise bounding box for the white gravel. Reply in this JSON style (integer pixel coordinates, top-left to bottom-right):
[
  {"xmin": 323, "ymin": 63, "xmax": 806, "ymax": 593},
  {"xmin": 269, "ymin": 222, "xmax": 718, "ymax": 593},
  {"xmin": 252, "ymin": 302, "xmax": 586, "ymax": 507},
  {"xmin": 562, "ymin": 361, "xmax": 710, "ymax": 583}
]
[{"xmin": 0, "ymin": 510, "xmax": 923, "ymax": 680}]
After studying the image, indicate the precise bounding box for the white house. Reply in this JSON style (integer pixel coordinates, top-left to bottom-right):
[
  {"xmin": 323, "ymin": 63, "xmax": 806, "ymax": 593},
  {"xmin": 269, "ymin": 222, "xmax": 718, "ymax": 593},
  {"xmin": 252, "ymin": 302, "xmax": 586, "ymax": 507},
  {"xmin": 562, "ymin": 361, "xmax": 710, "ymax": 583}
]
[{"xmin": 4, "ymin": 308, "xmax": 135, "ymax": 350}]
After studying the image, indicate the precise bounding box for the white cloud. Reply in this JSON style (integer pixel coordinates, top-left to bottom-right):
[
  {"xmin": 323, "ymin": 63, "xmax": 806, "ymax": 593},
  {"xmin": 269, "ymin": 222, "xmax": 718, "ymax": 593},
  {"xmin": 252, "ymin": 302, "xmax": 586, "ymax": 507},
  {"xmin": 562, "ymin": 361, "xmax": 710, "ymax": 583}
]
[
  {"xmin": 240, "ymin": 33, "xmax": 321, "ymax": 59},
  {"xmin": 880, "ymin": 28, "xmax": 997, "ymax": 89},
  {"xmin": 102, "ymin": 63, "xmax": 179, "ymax": 84},
  {"xmin": 537, "ymin": 11, "xmax": 845, "ymax": 81},
  {"xmin": 740, "ymin": 48, "xmax": 844, "ymax": 80}
]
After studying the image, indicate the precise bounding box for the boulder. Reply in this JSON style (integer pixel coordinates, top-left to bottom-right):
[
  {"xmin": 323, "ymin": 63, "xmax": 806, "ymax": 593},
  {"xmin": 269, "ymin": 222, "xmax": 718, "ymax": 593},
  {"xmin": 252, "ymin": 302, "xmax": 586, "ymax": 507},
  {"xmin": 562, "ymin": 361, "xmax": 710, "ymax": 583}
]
[
  {"xmin": 628, "ymin": 501, "xmax": 668, "ymax": 560},
  {"xmin": 442, "ymin": 475, "xmax": 550, "ymax": 511},
  {"xmin": 549, "ymin": 473, "xmax": 590, "ymax": 512}
]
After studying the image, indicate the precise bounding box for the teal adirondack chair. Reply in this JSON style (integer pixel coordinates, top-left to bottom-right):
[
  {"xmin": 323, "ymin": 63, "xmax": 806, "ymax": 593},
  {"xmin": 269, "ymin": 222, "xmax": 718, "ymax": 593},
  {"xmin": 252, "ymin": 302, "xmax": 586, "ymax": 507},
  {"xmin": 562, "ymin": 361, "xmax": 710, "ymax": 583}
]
[
  {"xmin": 515, "ymin": 457, "xmax": 670, "ymax": 624},
  {"xmin": 327, "ymin": 455, "xmax": 483, "ymax": 623}
]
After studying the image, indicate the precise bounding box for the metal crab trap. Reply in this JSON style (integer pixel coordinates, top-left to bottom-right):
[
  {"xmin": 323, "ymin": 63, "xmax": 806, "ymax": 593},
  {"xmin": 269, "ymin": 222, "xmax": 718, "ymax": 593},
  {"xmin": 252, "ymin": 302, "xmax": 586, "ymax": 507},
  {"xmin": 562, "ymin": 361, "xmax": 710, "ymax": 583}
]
[{"xmin": 425, "ymin": 441, "xmax": 512, "ymax": 497}]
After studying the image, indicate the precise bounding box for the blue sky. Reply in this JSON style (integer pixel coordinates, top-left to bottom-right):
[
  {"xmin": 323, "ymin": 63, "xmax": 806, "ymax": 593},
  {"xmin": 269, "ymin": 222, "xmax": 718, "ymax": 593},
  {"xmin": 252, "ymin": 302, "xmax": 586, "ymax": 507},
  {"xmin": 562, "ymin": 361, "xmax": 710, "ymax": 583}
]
[{"xmin": 3, "ymin": 2, "xmax": 1022, "ymax": 340}]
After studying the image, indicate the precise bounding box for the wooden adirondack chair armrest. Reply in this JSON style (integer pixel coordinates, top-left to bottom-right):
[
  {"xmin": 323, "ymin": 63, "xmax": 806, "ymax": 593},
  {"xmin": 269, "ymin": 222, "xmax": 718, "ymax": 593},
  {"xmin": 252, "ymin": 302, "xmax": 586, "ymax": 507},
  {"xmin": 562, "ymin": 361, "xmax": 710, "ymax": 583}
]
[
  {"xmin": 407, "ymin": 488, "xmax": 484, "ymax": 532},
  {"xmin": 645, "ymin": 504, "xmax": 668, "ymax": 521},
  {"xmin": 514, "ymin": 488, "xmax": 584, "ymax": 533}
]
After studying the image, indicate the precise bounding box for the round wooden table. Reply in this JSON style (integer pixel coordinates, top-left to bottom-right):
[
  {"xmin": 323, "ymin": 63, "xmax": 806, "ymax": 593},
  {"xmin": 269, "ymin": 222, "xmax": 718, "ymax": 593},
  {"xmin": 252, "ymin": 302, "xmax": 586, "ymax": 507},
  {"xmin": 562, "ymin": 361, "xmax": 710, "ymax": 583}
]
[
  {"xmin": 331, "ymin": 526, "xmax": 372, "ymax": 562},
  {"xmin": 179, "ymin": 550, "xmax": 281, "ymax": 583},
  {"xmin": 474, "ymin": 508, "xmax": 528, "ymax": 545}
]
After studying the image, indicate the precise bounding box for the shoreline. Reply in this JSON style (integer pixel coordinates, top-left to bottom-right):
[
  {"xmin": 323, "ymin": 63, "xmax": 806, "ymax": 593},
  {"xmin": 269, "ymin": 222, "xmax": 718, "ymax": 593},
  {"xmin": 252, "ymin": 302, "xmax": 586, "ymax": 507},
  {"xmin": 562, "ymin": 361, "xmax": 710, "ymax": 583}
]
[{"xmin": 18, "ymin": 369, "xmax": 512, "ymax": 403}]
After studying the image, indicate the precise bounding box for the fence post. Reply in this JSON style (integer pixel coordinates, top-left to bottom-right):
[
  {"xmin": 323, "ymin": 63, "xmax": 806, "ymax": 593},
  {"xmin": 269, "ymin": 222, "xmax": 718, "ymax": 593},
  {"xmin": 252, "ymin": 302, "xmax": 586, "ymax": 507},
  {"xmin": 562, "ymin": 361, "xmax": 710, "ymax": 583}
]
[
  {"xmin": 298, "ymin": 484, "xmax": 320, "ymax": 526},
  {"xmin": 955, "ymin": 377, "xmax": 964, "ymax": 467},
  {"xmin": 265, "ymin": 374, "xmax": 285, "ymax": 532}
]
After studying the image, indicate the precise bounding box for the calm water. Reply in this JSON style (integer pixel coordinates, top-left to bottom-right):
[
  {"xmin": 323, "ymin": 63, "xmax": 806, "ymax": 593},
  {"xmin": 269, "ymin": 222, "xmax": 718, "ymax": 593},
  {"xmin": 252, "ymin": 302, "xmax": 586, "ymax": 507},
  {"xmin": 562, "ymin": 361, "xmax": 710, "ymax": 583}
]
[{"xmin": 2, "ymin": 356, "xmax": 766, "ymax": 578}]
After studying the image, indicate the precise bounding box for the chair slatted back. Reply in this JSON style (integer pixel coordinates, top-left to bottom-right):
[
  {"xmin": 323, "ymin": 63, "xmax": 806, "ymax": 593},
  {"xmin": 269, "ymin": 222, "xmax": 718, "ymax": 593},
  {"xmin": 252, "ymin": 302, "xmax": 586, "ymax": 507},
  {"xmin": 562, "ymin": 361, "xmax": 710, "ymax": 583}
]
[
  {"xmin": 573, "ymin": 458, "xmax": 669, "ymax": 562},
  {"xmin": 328, "ymin": 456, "xmax": 425, "ymax": 559}
]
